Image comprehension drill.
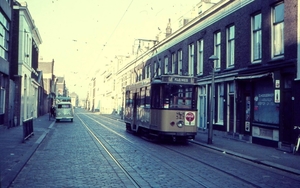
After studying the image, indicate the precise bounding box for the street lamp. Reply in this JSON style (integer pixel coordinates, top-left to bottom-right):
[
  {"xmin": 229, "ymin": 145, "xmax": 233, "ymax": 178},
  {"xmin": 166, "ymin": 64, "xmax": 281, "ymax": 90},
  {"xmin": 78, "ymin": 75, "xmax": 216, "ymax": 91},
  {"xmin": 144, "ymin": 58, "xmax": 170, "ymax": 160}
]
[{"xmin": 208, "ymin": 55, "xmax": 219, "ymax": 144}]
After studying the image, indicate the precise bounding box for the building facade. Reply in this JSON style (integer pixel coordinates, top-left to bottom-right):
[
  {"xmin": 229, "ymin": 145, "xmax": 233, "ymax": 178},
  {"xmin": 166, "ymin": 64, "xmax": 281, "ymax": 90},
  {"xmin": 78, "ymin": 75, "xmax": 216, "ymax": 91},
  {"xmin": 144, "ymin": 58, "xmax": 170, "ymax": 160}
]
[
  {"xmin": 11, "ymin": 1, "xmax": 42, "ymax": 125},
  {"xmin": 38, "ymin": 59, "xmax": 56, "ymax": 113},
  {"xmin": 95, "ymin": 0, "xmax": 299, "ymax": 148},
  {"xmin": 0, "ymin": 0, "xmax": 13, "ymax": 127}
]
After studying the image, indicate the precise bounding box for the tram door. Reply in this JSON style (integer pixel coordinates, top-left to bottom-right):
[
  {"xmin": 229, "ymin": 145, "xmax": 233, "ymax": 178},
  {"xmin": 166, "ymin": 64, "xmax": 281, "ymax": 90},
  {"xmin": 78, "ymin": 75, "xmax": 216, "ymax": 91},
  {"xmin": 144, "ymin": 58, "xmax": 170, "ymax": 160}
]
[{"xmin": 132, "ymin": 93, "xmax": 138, "ymax": 130}]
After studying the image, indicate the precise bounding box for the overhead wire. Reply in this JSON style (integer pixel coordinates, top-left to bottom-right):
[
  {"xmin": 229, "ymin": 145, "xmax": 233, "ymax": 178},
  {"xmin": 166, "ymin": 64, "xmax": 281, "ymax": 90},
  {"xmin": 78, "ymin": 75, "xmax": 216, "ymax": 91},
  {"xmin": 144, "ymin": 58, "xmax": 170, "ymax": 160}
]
[{"xmin": 86, "ymin": 0, "xmax": 134, "ymax": 76}]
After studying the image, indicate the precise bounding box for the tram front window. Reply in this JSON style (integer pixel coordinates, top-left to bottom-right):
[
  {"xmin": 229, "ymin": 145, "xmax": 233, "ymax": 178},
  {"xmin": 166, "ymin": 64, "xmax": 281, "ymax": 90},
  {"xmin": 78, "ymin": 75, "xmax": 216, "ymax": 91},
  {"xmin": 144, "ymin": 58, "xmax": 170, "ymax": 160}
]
[{"xmin": 151, "ymin": 84, "xmax": 195, "ymax": 109}]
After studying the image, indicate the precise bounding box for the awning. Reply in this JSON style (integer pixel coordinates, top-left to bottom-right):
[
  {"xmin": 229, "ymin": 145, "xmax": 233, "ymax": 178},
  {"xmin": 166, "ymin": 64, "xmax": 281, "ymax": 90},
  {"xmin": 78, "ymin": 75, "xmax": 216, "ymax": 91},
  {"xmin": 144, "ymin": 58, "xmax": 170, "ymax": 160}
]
[{"xmin": 235, "ymin": 72, "xmax": 273, "ymax": 80}]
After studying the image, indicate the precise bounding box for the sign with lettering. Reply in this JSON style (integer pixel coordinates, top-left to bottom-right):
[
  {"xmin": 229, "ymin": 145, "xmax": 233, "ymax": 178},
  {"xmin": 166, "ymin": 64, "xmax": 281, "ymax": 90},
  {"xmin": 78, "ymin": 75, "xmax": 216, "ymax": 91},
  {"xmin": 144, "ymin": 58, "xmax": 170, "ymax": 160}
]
[
  {"xmin": 253, "ymin": 79, "xmax": 279, "ymax": 125},
  {"xmin": 161, "ymin": 76, "xmax": 194, "ymax": 83},
  {"xmin": 185, "ymin": 112, "xmax": 195, "ymax": 125}
]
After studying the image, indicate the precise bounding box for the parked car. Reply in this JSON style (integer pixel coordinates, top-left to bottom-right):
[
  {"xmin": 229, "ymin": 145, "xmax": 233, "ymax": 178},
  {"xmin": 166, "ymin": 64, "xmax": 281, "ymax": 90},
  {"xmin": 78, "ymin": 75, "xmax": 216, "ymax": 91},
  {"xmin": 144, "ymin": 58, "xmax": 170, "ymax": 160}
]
[{"xmin": 55, "ymin": 102, "xmax": 74, "ymax": 122}]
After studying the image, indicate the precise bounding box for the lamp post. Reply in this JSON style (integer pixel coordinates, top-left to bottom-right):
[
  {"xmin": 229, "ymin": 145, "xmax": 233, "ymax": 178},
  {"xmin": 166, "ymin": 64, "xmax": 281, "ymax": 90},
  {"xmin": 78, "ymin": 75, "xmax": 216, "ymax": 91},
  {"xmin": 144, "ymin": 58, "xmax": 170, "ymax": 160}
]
[{"xmin": 208, "ymin": 55, "xmax": 219, "ymax": 144}]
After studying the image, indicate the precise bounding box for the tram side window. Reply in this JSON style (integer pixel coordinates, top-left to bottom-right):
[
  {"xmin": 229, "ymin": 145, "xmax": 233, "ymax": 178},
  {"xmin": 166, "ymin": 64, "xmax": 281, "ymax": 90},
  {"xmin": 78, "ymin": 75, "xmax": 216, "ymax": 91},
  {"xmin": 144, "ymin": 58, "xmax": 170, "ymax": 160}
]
[
  {"xmin": 145, "ymin": 87, "xmax": 150, "ymax": 108},
  {"xmin": 125, "ymin": 91, "xmax": 132, "ymax": 107},
  {"xmin": 139, "ymin": 89, "xmax": 145, "ymax": 107}
]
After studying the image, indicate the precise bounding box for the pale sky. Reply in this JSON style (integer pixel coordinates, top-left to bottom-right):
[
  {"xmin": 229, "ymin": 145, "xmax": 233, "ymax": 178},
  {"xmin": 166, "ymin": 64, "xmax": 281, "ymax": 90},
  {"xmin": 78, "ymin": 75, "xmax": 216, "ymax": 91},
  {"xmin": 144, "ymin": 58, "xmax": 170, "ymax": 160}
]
[{"xmin": 24, "ymin": 0, "xmax": 200, "ymax": 97}]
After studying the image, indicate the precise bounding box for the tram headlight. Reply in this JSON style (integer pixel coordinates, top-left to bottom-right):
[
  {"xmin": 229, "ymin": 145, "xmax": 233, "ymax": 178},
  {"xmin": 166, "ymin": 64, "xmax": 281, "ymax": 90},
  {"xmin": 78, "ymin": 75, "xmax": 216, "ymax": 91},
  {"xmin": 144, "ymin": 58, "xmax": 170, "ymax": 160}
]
[{"xmin": 177, "ymin": 120, "xmax": 184, "ymax": 128}]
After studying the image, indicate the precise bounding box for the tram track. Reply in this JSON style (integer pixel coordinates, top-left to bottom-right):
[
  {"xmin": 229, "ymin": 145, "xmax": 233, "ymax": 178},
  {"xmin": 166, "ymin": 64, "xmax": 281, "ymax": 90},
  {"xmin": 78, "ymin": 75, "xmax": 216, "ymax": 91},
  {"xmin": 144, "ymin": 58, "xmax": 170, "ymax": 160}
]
[
  {"xmin": 159, "ymin": 144, "xmax": 261, "ymax": 188},
  {"xmin": 77, "ymin": 113, "xmax": 211, "ymax": 187},
  {"xmin": 76, "ymin": 112, "xmax": 300, "ymax": 187},
  {"xmin": 77, "ymin": 113, "xmax": 247, "ymax": 187},
  {"xmin": 76, "ymin": 113, "xmax": 141, "ymax": 188}
]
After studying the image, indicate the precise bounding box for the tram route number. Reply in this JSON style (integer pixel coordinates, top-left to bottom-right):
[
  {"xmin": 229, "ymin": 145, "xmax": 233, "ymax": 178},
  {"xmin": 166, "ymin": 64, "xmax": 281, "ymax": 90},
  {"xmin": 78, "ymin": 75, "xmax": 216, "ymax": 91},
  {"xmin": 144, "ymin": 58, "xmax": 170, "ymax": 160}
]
[{"xmin": 185, "ymin": 112, "xmax": 195, "ymax": 122}]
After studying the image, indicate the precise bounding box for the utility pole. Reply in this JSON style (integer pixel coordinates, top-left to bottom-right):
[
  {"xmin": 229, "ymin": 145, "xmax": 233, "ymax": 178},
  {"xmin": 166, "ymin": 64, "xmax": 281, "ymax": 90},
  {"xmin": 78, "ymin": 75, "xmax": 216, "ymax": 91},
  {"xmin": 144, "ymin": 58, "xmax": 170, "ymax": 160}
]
[{"xmin": 208, "ymin": 55, "xmax": 219, "ymax": 144}]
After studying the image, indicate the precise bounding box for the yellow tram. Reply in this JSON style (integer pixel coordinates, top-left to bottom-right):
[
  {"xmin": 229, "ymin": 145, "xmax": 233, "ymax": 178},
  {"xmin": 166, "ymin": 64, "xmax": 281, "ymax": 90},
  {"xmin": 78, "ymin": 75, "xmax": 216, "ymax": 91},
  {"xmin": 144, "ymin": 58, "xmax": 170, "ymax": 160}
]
[{"xmin": 124, "ymin": 75, "xmax": 198, "ymax": 141}]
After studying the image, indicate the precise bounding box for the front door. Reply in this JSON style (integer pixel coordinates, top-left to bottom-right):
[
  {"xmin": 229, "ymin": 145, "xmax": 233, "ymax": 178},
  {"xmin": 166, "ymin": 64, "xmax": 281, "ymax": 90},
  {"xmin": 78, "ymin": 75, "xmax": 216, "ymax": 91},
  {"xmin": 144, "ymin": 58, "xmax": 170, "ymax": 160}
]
[
  {"xmin": 228, "ymin": 95, "xmax": 234, "ymax": 132},
  {"xmin": 198, "ymin": 95, "xmax": 207, "ymax": 129},
  {"xmin": 281, "ymin": 75, "xmax": 294, "ymax": 144},
  {"xmin": 281, "ymin": 90, "xmax": 294, "ymax": 143}
]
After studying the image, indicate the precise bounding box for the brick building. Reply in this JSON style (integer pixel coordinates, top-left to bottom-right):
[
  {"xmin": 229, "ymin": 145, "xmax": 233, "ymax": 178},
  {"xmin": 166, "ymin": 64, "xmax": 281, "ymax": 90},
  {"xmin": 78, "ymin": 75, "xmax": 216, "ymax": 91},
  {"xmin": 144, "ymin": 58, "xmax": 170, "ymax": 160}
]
[{"xmin": 114, "ymin": 0, "xmax": 299, "ymax": 148}]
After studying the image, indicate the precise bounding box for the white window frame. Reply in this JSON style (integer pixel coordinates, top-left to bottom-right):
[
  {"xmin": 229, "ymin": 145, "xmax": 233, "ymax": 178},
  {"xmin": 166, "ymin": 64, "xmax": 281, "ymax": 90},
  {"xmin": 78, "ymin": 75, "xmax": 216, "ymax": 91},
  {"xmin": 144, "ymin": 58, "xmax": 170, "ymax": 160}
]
[
  {"xmin": 158, "ymin": 59, "xmax": 161, "ymax": 76},
  {"xmin": 197, "ymin": 39, "xmax": 204, "ymax": 75},
  {"xmin": 188, "ymin": 43, "xmax": 194, "ymax": 75},
  {"xmin": 164, "ymin": 56, "xmax": 168, "ymax": 74},
  {"xmin": 227, "ymin": 25, "xmax": 235, "ymax": 68},
  {"xmin": 154, "ymin": 61, "xmax": 157, "ymax": 77},
  {"xmin": 272, "ymin": 3, "xmax": 284, "ymax": 58},
  {"xmin": 178, "ymin": 50, "xmax": 183, "ymax": 75},
  {"xmin": 0, "ymin": 87, "xmax": 5, "ymax": 114},
  {"xmin": 252, "ymin": 13, "xmax": 262, "ymax": 62},
  {"xmin": 172, "ymin": 53, "xmax": 176, "ymax": 74},
  {"xmin": 217, "ymin": 83, "xmax": 224, "ymax": 124},
  {"xmin": 149, "ymin": 64, "xmax": 152, "ymax": 78}
]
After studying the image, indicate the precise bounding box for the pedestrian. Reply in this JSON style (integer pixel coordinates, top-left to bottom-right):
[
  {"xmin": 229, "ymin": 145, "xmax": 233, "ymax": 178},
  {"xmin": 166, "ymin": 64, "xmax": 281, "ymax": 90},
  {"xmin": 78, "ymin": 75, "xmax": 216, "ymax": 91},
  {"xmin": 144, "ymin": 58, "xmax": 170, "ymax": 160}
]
[
  {"xmin": 50, "ymin": 106, "xmax": 56, "ymax": 118},
  {"xmin": 293, "ymin": 125, "xmax": 300, "ymax": 154}
]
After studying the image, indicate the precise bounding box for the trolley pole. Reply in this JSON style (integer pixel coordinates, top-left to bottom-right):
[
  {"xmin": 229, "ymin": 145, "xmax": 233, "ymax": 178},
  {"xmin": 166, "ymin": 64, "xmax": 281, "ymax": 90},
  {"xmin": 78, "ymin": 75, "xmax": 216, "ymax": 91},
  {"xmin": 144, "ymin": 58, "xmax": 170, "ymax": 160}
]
[{"xmin": 208, "ymin": 55, "xmax": 219, "ymax": 144}]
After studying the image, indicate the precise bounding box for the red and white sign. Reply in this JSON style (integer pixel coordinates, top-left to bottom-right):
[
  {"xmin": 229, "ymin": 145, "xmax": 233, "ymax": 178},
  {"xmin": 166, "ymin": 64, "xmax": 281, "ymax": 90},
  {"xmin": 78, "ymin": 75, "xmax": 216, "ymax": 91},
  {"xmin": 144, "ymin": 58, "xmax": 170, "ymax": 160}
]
[{"xmin": 185, "ymin": 112, "xmax": 195, "ymax": 125}]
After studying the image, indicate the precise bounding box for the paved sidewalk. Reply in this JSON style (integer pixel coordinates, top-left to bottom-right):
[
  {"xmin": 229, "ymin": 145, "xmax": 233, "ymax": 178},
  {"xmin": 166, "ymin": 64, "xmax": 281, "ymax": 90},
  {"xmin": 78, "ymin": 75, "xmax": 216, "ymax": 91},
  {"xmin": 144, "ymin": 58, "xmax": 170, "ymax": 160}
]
[
  {"xmin": 193, "ymin": 130, "xmax": 300, "ymax": 175},
  {"xmin": 0, "ymin": 114, "xmax": 55, "ymax": 188}
]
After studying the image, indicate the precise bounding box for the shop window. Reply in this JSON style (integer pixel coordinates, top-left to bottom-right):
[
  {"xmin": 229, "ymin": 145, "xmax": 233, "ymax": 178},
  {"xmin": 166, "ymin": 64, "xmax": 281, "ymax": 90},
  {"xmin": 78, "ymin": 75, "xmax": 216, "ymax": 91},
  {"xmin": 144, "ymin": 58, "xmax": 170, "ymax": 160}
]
[{"xmin": 253, "ymin": 79, "xmax": 279, "ymax": 125}]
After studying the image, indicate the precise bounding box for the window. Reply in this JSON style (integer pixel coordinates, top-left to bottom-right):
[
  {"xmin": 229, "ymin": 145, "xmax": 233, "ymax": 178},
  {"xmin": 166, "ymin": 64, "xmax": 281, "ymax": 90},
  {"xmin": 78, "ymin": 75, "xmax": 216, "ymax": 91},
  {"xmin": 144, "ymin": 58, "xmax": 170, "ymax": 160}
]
[
  {"xmin": 228, "ymin": 82, "xmax": 235, "ymax": 93},
  {"xmin": 254, "ymin": 79, "xmax": 279, "ymax": 124},
  {"xmin": 131, "ymin": 71, "xmax": 134, "ymax": 84},
  {"xmin": 146, "ymin": 65, "xmax": 149, "ymax": 78},
  {"xmin": 0, "ymin": 87, "xmax": 5, "ymax": 114},
  {"xmin": 214, "ymin": 31, "xmax": 221, "ymax": 69},
  {"xmin": 252, "ymin": 13, "xmax": 262, "ymax": 62},
  {"xmin": 164, "ymin": 56, "xmax": 168, "ymax": 74},
  {"xmin": 142, "ymin": 66, "xmax": 145, "ymax": 80},
  {"xmin": 57, "ymin": 104, "xmax": 71, "ymax": 108},
  {"xmin": 188, "ymin": 43, "xmax": 194, "ymax": 75},
  {"xmin": 138, "ymin": 68, "xmax": 142, "ymax": 81},
  {"xmin": 227, "ymin": 25, "xmax": 235, "ymax": 67},
  {"xmin": 140, "ymin": 88, "xmax": 145, "ymax": 107},
  {"xmin": 197, "ymin": 39, "xmax": 204, "ymax": 75},
  {"xmin": 217, "ymin": 83, "xmax": 224, "ymax": 124},
  {"xmin": 272, "ymin": 3, "xmax": 284, "ymax": 57},
  {"xmin": 158, "ymin": 59, "xmax": 161, "ymax": 76},
  {"xmin": 149, "ymin": 64, "xmax": 152, "ymax": 78},
  {"xmin": 172, "ymin": 53, "xmax": 176, "ymax": 74},
  {"xmin": 125, "ymin": 91, "xmax": 131, "ymax": 107},
  {"xmin": 178, "ymin": 50, "xmax": 183, "ymax": 75},
  {"xmin": 0, "ymin": 13, "xmax": 9, "ymax": 60},
  {"xmin": 154, "ymin": 61, "xmax": 157, "ymax": 77},
  {"xmin": 145, "ymin": 87, "xmax": 150, "ymax": 107},
  {"xmin": 151, "ymin": 84, "xmax": 196, "ymax": 109}
]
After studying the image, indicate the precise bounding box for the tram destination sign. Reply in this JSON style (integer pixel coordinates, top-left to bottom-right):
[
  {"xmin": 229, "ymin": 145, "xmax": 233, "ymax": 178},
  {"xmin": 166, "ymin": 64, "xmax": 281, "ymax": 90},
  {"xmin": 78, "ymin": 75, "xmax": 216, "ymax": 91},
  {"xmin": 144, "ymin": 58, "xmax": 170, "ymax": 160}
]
[{"xmin": 162, "ymin": 76, "xmax": 195, "ymax": 83}]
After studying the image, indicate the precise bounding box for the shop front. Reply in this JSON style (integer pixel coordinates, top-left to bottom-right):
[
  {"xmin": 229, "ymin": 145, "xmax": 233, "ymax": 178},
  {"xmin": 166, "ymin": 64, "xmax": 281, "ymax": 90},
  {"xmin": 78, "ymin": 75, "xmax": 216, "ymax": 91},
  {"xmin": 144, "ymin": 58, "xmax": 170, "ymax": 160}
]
[{"xmin": 236, "ymin": 71, "xmax": 295, "ymax": 148}]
